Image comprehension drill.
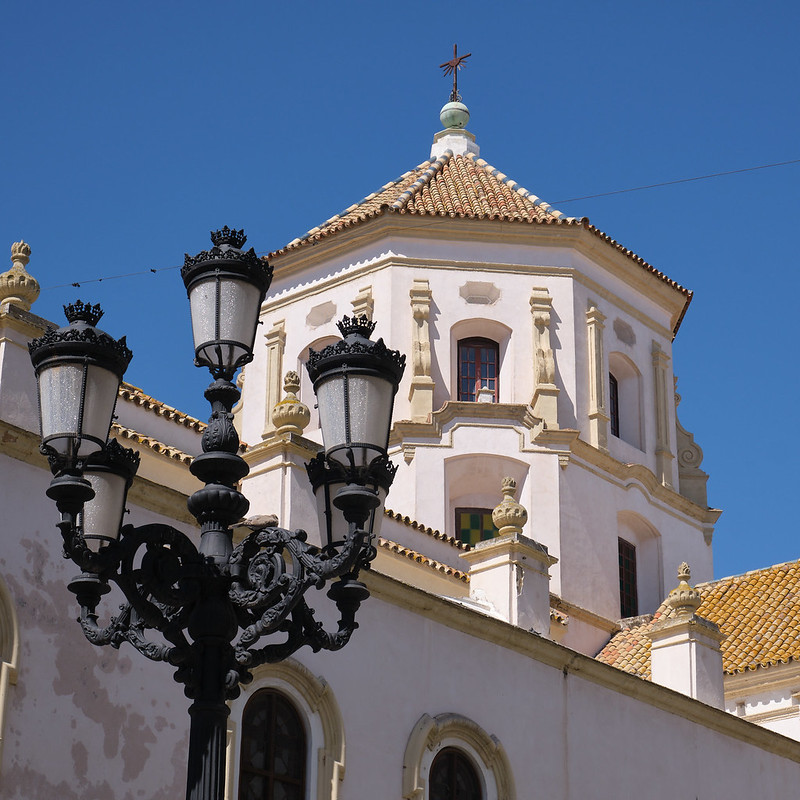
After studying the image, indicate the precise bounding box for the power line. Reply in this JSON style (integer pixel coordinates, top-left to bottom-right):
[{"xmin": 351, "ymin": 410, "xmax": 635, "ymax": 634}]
[
  {"xmin": 40, "ymin": 157, "xmax": 800, "ymax": 291},
  {"xmin": 551, "ymin": 158, "xmax": 800, "ymax": 204}
]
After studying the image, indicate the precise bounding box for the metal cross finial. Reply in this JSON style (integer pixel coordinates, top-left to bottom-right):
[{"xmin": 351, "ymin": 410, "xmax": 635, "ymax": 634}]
[{"xmin": 440, "ymin": 44, "xmax": 471, "ymax": 102}]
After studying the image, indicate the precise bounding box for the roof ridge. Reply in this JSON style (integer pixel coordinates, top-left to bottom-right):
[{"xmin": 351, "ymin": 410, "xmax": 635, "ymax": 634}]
[
  {"xmin": 391, "ymin": 152, "xmax": 449, "ymax": 211},
  {"xmin": 285, "ymin": 161, "xmax": 432, "ymax": 249},
  {"xmin": 697, "ymin": 557, "xmax": 800, "ymax": 589},
  {"xmin": 465, "ymin": 152, "xmax": 575, "ymax": 222}
]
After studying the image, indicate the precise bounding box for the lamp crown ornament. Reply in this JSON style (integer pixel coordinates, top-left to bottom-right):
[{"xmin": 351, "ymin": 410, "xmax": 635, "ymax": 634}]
[
  {"xmin": 210, "ymin": 226, "xmax": 247, "ymax": 249},
  {"xmin": 337, "ymin": 314, "xmax": 376, "ymax": 338},
  {"xmin": 64, "ymin": 300, "xmax": 104, "ymax": 326}
]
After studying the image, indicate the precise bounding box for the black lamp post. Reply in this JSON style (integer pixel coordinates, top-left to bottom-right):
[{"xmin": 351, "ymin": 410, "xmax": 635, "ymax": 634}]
[{"xmin": 28, "ymin": 228, "xmax": 405, "ymax": 800}]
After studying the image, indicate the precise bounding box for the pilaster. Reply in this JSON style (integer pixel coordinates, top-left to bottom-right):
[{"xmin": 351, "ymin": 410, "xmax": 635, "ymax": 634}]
[
  {"xmin": 261, "ymin": 320, "xmax": 286, "ymax": 439},
  {"xmin": 408, "ymin": 279, "xmax": 435, "ymax": 422},
  {"xmin": 586, "ymin": 301, "xmax": 609, "ymax": 452},
  {"xmin": 652, "ymin": 341, "xmax": 674, "ymax": 488},
  {"xmin": 529, "ymin": 287, "xmax": 559, "ymax": 429}
]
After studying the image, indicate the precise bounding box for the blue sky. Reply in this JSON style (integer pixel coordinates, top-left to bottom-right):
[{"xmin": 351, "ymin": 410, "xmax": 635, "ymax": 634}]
[{"xmin": 2, "ymin": 1, "xmax": 798, "ymax": 579}]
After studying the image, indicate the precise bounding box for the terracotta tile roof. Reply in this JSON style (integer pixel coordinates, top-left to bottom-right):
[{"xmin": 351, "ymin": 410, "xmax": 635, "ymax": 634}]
[
  {"xmin": 596, "ymin": 560, "xmax": 800, "ymax": 678},
  {"xmin": 269, "ymin": 150, "xmax": 692, "ymax": 326},
  {"xmin": 119, "ymin": 383, "xmax": 205, "ymax": 432},
  {"xmin": 111, "ymin": 423, "xmax": 194, "ymax": 465},
  {"xmin": 384, "ymin": 507, "xmax": 471, "ymax": 550},
  {"xmin": 378, "ymin": 537, "xmax": 469, "ymax": 582}
]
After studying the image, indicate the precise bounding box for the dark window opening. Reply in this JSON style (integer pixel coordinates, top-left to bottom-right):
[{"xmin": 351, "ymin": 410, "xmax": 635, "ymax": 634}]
[
  {"xmin": 618, "ymin": 537, "xmax": 638, "ymax": 618},
  {"xmin": 238, "ymin": 689, "xmax": 306, "ymax": 800},
  {"xmin": 430, "ymin": 747, "xmax": 483, "ymax": 800},
  {"xmin": 458, "ymin": 338, "xmax": 499, "ymax": 402},
  {"xmin": 456, "ymin": 507, "xmax": 498, "ymax": 546},
  {"xmin": 609, "ymin": 372, "xmax": 620, "ymax": 438}
]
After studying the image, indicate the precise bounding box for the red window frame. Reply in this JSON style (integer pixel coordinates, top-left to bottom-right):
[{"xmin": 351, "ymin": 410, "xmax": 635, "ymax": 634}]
[{"xmin": 457, "ymin": 337, "xmax": 499, "ymax": 402}]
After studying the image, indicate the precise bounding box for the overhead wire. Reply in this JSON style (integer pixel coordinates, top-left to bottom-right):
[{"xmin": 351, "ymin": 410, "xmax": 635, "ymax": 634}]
[{"xmin": 40, "ymin": 157, "xmax": 800, "ymax": 291}]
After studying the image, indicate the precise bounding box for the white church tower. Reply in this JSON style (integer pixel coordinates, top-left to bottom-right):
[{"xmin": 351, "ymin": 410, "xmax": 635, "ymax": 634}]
[{"xmin": 236, "ymin": 89, "xmax": 719, "ymax": 657}]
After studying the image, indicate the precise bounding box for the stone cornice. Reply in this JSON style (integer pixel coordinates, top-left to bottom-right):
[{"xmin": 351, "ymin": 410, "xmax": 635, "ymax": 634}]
[
  {"xmin": 364, "ymin": 569, "xmax": 800, "ymax": 764},
  {"xmin": 390, "ymin": 402, "xmax": 536, "ymax": 445},
  {"xmin": 243, "ymin": 431, "xmax": 321, "ymax": 468},
  {"xmin": 549, "ymin": 593, "xmax": 620, "ymax": 635},
  {"xmin": 0, "ymin": 303, "xmax": 49, "ymax": 339},
  {"xmin": 265, "ymin": 246, "xmax": 678, "ymax": 342},
  {"xmin": 0, "ymin": 419, "xmax": 195, "ymax": 525},
  {"xmin": 535, "ymin": 428, "xmax": 722, "ymax": 527},
  {"xmin": 266, "ymin": 215, "xmax": 689, "ymax": 335}
]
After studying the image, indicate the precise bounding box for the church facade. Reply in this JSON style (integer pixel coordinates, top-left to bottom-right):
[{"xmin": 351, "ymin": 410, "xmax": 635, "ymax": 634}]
[{"xmin": 0, "ymin": 100, "xmax": 799, "ymax": 799}]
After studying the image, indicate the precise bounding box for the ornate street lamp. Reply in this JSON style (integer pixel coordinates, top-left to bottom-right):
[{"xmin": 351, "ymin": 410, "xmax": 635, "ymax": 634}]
[{"xmin": 28, "ymin": 229, "xmax": 405, "ymax": 800}]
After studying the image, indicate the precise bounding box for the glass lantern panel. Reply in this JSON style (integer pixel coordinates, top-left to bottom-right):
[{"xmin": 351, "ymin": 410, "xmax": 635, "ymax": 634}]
[
  {"xmin": 316, "ymin": 373, "xmax": 394, "ymax": 466},
  {"xmin": 81, "ymin": 470, "xmax": 127, "ymax": 550},
  {"xmin": 81, "ymin": 364, "xmax": 121, "ymax": 456},
  {"xmin": 189, "ymin": 277, "xmax": 261, "ymax": 372},
  {"xmin": 313, "ymin": 478, "xmax": 348, "ymax": 549},
  {"xmin": 38, "ymin": 362, "xmax": 118, "ymax": 458},
  {"xmin": 38, "ymin": 362, "xmax": 84, "ymax": 455}
]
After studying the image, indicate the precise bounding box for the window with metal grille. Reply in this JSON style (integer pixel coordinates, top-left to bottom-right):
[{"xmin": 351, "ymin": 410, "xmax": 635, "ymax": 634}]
[
  {"xmin": 609, "ymin": 372, "xmax": 620, "ymax": 438},
  {"xmin": 455, "ymin": 507, "xmax": 498, "ymax": 546},
  {"xmin": 457, "ymin": 338, "xmax": 498, "ymax": 402},
  {"xmin": 430, "ymin": 748, "xmax": 483, "ymax": 800},
  {"xmin": 238, "ymin": 689, "xmax": 306, "ymax": 800},
  {"xmin": 618, "ymin": 537, "xmax": 638, "ymax": 618}
]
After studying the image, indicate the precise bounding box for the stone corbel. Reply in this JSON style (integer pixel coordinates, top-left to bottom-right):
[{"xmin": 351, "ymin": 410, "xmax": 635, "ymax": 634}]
[
  {"xmin": 351, "ymin": 285, "xmax": 374, "ymax": 320},
  {"xmin": 408, "ymin": 279, "xmax": 435, "ymax": 422},
  {"xmin": 529, "ymin": 288, "xmax": 559, "ymax": 429},
  {"xmin": 261, "ymin": 320, "xmax": 286, "ymax": 439},
  {"xmin": 586, "ymin": 301, "xmax": 609, "ymax": 452}
]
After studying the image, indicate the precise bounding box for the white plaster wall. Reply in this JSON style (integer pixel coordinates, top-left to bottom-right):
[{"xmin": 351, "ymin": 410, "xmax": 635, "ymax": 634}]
[
  {"xmin": 0, "ymin": 455, "xmax": 190, "ymax": 800},
  {"xmin": 227, "ymin": 590, "xmax": 800, "ymax": 799}
]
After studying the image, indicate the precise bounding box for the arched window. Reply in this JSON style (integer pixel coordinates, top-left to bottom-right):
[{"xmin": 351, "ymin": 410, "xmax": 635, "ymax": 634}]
[
  {"xmin": 607, "ymin": 353, "xmax": 642, "ymax": 450},
  {"xmin": 457, "ymin": 338, "xmax": 499, "ymax": 402},
  {"xmin": 430, "ymin": 748, "xmax": 482, "ymax": 800},
  {"xmin": 227, "ymin": 659, "xmax": 345, "ymax": 800},
  {"xmin": 238, "ymin": 690, "xmax": 306, "ymax": 800},
  {"xmin": 402, "ymin": 713, "xmax": 515, "ymax": 800}
]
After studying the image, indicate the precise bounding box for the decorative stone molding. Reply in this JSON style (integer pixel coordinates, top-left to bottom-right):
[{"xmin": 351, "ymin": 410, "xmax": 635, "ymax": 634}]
[
  {"xmin": 351, "ymin": 285, "xmax": 374, "ymax": 320},
  {"xmin": 674, "ymin": 379, "xmax": 709, "ymax": 507},
  {"xmin": 666, "ymin": 562, "xmax": 702, "ymax": 616},
  {"xmin": 305, "ymin": 301, "xmax": 337, "ymax": 328},
  {"xmin": 530, "ymin": 287, "xmax": 559, "ymax": 429},
  {"xmin": 408, "ymin": 278, "xmax": 435, "ymax": 422},
  {"xmin": 459, "ymin": 280, "xmax": 500, "ymax": 305},
  {"xmin": 226, "ymin": 658, "xmax": 345, "ymax": 800},
  {"xmin": 492, "ymin": 476, "xmax": 528, "ymax": 536},
  {"xmin": 402, "ymin": 712, "xmax": 516, "ymax": 800},
  {"xmin": 271, "ymin": 371, "xmax": 311, "ymax": 435},
  {"xmin": 651, "ymin": 341, "xmax": 674, "ymax": 488},
  {"xmin": 586, "ymin": 301, "xmax": 609, "ymax": 452},
  {"xmin": 0, "ymin": 240, "xmax": 40, "ymax": 311},
  {"xmin": 261, "ymin": 320, "xmax": 287, "ymax": 439},
  {"xmin": 0, "ymin": 573, "xmax": 19, "ymax": 776}
]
